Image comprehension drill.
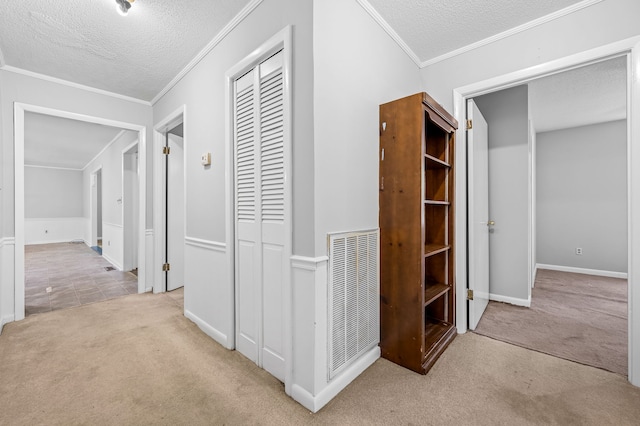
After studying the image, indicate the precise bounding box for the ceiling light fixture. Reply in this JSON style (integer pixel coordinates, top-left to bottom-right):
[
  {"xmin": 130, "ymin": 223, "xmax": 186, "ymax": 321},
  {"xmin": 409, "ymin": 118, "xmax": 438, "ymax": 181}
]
[{"xmin": 115, "ymin": 0, "xmax": 134, "ymax": 16}]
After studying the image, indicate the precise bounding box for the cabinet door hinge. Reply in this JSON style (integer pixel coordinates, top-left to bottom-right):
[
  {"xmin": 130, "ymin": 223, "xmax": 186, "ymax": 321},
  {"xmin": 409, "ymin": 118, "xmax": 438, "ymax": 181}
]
[
  {"xmin": 466, "ymin": 119, "xmax": 473, "ymax": 130},
  {"xmin": 163, "ymin": 146, "xmax": 171, "ymax": 155},
  {"xmin": 467, "ymin": 289, "xmax": 474, "ymax": 300},
  {"xmin": 162, "ymin": 263, "xmax": 171, "ymax": 272}
]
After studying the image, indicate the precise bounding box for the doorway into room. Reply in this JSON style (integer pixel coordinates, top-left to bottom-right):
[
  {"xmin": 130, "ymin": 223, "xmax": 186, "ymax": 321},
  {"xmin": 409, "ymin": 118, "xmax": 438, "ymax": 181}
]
[
  {"xmin": 465, "ymin": 56, "xmax": 628, "ymax": 376},
  {"xmin": 15, "ymin": 105, "xmax": 147, "ymax": 320}
]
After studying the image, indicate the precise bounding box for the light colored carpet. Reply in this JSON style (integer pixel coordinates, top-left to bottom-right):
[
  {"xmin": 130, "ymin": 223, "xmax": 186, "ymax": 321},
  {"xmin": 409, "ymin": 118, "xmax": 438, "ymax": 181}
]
[
  {"xmin": 1, "ymin": 289, "xmax": 639, "ymax": 425},
  {"xmin": 473, "ymin": 269, "xmax": 627, "ymax": 375}
]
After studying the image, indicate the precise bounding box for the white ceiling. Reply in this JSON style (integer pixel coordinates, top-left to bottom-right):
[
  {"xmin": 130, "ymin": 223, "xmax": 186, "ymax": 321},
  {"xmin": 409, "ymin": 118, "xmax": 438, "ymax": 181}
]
[
  {"xmin": 4, "ymin": 0, "xmax": 625, "ymax": 167},
  {"xmin": 24, "ymin": 112, "xmax": 125, "ymax": 170},
  {"xmin": 365, "ymin": 0, "xmax": 590, "ymax": 65},
  {"xmin": 0, "ymin": 0, "xmax": 251, "ymax": 102},
  {"xmin": 529, "ymin": 56, "xmax": 627, "ymax": 133}
]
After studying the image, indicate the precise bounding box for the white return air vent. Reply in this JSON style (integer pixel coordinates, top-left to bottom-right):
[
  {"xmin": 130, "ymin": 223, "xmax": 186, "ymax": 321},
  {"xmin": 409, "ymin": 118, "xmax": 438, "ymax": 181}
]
[{"xmin": 328, "ymin": 229, "xmax": 380, "ymax": 380}]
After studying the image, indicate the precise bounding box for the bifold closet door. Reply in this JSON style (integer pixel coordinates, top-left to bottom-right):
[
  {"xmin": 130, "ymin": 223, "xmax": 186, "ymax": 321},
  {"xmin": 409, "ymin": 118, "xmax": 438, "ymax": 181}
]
[{"xmin": 234, "ymin": 50, "xmax": 286, "ymax": 382}]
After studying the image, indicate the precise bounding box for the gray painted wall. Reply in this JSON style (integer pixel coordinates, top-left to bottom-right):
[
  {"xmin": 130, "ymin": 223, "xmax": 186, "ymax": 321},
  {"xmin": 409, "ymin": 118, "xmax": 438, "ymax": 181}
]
[
  {"xmin": 474, "ymin": 85, "xmax": 530, "ymax": 301},
  {"xmin": 537, "ymin": 120, "xmax": 627, "ymax": 273},
  {"xmin": 24, "ymin": 166, "xmax": 83, "ymax": 218}
]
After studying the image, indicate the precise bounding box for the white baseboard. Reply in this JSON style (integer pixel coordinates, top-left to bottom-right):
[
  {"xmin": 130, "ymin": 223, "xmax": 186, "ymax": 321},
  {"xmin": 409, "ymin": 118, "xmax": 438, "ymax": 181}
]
[
  {"xmin": 291, "ymin": 346, "xmax": 380, "ymax": 413},
  {"xmin": 489, "ymin": 293, "xmax": 531, "ymax": 307},
  {"xmin": 0, "ymin": 315, "xmax": 15, "ymax": 335},
  {"xmin": 184, "ymin": 309, "xmax": 232, "ymax": 350},
  {"xmin": 102, "ymin": 252, "xmax": 123, "ymax": 271},
  {"xmin": 536, "ymin": 263, "xmax": 627, "ymax": 279}
]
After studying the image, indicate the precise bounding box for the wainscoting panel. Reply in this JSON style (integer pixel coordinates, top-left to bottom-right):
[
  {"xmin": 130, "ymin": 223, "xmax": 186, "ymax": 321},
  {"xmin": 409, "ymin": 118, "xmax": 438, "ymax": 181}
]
[
  {"xmin": 101, "ymin": 222, "xmax": 124, "ymax": 271},
  {"xmin": 0, "ymin": 238, "xmax": 16, "ymax": 332},
  {"xmin": 183, "ymin": 238, "xmax": 231, "ymax": 348}
]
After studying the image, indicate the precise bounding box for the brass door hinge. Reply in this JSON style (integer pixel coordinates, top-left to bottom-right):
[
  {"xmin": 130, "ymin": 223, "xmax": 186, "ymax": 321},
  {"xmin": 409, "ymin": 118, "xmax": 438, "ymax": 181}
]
[
  {"xmin": 466, "ymin": 119, "xmax": 473, "ymax": 130},
  {"xmin": 467, "ymin": 289, "xmax": 474, "ymax": 300},
  {"xmin": 162, "ymin": 263, "xmax": 171, "ymax": 272},
  {"xmin": 163, "ymin": 146, "xmax": 171, "ymax": 155}
]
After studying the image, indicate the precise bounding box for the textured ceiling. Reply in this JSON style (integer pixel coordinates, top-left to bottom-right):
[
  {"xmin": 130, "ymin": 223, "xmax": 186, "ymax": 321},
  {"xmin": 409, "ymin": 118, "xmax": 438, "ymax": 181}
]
[
  {"xmin": 529, "ymin": 56, "xmax": 627, "ymax": 133},
  {"xmin": 365, "ymin": 0, "xmax": 587, "ymax": 64},
  {"xmin": 25, "ymin": 112, "xmax": 125, "ymax": 169},
  {"xmin": 0, "ymin": 0, "xmax": 251, "ymax": 101}
]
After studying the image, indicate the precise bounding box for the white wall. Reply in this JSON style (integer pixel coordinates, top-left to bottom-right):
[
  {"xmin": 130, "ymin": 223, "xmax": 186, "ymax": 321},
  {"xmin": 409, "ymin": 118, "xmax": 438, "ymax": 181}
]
[
  {"xmin": 82, "ymin": 131, "xmax": 139, "ymax": 270},
  {"xmin": 313, "ymin": 0, "xmax": 422, "ymax": 255},
  {"xmin": 416, "ymin": 0, "xmax": 640, "ymax": 385},
  {"xmin": 419, "ymin": 0, "xmax": 640, "ymax": 112},
  {"xmin": 474, "ymin": 86, "xmax": 530, "ymax": 302},
  {"xmin": 0, "ymin": 70, "xmax": 152, "ymax": 323},
  {"xmin": 0, "ymin": 70, "xmax": 153, "ymax": 238},
  {"xmin": 293, "ymin": 0, "xmax": 422, "ymax": 411},
  {"xmin": 537, "ymin": 120, "xmax": 627, "ymax": 273},
  {"xmin": 151, "ymin": 0, "xmax": 422, "ymax": 412},
  {"xmin": 24, "ymin": 166, "xmax": 85, "ymax": 244},
  {"xmin": 152, "ymin": 0, "xmax": 314, "ymax": 355}
]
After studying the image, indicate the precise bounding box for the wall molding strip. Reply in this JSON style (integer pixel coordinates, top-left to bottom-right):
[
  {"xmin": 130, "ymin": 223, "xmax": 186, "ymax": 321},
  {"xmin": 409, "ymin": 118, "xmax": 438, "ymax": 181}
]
[
  {"xmin": 357, "ymin": 0, "xmax": 604, "ymax": 69},
  {"xmin": 537, "ymin": 263, "xmax": 628, "ymax": 279},
  {"xmin": 290, "ymin": 255, "xmax": 329, "ymax": 272},
  {"xmin": 489, "ymin": 293, "xmax": 531, "ymax": 307},
  {"xmin": 0, "ymin": 65, "xmax": 150, "ymax": 105},
  {"xmin": 184, "ymin": 237, "xmax": 226, "ymax": 253},
  {"xmin": 150, "ymin": 0, "xmax": 264, "ymax": 105}
]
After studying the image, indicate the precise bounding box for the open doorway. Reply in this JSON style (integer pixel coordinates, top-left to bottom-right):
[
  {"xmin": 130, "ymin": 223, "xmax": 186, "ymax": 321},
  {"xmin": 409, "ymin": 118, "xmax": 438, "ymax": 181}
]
[
  {"xmin": 123, "ymin": 142, "xmax": 140, "ymax": 274},
  {"xmin": 15, "ymin": 105, "xmax": 147, "ymax": 320},
  {"xmin": 153, "ymin": 109, "xmax": 185, "ymax": 300},
  {"xmin": 466, "ymin": 57, "xmax": 628, "ymax": 376},
  {"xmin": 164, "ymin": 123, "xmax": 185, "ymax": 292}
]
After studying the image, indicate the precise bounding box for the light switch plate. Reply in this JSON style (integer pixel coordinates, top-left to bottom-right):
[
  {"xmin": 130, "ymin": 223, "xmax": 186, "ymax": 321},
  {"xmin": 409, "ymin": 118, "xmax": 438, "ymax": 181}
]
[{"xmin": 201, "ymin": 152, "xmax": 211, "ymax": 166}]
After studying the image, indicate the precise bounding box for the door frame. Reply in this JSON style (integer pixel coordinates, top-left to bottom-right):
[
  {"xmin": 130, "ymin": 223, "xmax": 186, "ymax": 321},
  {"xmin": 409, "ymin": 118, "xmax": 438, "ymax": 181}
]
[
  {"xmin": 90, "ymin": 165, "xmax": 103, "ymax": 249},
  {"xmin": 453, "ymin": 36, "xmax": 640, "ymax": 386},
  {"xmin": 122, "ymin": 140, "xmax": 139, "ymax": 272},
  {"xmin": 152, "ymin": 105, "xmax": 186, "ymax": 294},
  {"xmin": 224, "ymin": 26, "xmax": 293, "ymax": 393},
  {"xmin": 13, "ymin": 103, "xmax": 148, "ymax": 321}
]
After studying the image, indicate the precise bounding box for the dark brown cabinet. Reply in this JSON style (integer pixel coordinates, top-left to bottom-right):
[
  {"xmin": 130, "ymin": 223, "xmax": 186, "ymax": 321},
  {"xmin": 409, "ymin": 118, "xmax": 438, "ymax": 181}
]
[{"xmin": 379, "ymin": 92, "xmax": 458, "ymax": 374}]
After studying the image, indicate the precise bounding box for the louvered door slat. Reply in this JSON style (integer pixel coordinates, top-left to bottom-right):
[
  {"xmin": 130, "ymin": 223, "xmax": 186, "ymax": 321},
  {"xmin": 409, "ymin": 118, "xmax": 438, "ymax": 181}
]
[
  {"xmin": 235, "ymin": 79, "xmax": 255, "ymax": 222},
  {"xmin": 260, "ymin": 67, "xmax": 284, "ymax": 223}
]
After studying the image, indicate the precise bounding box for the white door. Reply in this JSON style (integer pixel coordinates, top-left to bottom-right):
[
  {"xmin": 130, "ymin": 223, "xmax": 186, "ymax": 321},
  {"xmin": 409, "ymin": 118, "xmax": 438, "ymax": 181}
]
[
  {"xmin": 467, "ymin": 99, "xmax": 491, "ymax": 330},
  {"xmin": 234, "ymin": 50, "xmax": 286, "ymax": 382},
  {"xmin": 123, "ymin": 146, "xmax": 139, "ymax": 272},
  {"xmin": 166, "ymin": 132, "xmax": 185, "ymax": 291}
]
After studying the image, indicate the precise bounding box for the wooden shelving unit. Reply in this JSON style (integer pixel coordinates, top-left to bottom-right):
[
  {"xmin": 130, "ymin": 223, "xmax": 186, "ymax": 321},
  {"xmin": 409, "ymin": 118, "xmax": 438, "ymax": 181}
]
[{"xmin": 379, "ymin": 92, "xmax": 458, "ymax": 374}]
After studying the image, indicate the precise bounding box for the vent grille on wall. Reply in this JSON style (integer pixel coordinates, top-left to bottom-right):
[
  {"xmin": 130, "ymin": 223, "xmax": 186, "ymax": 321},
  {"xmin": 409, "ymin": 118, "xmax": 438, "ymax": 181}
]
[{"xmin": 328, "ymin": 229, "xmax": 380, "ymax": 380}]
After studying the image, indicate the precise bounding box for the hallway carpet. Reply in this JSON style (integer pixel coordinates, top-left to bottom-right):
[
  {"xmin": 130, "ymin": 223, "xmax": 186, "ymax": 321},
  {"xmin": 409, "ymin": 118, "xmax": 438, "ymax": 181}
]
[
  {"xmin": 473, "ymin": 269, "xmax": 627, "ymax": 375},
  {"xmin": 1, "ymin": 290, "xmax": 639, "ymax": 425}
]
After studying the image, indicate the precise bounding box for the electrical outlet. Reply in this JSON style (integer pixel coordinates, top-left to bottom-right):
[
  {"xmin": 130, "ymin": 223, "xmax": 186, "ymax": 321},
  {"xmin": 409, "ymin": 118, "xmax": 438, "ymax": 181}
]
[{"xmin": 576, "ymin": 247, "xmax": 583, "ymax": 255}]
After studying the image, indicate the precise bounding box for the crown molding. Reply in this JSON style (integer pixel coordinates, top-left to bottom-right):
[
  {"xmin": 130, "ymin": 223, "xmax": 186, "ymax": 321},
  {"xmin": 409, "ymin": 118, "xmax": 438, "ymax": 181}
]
[
  {"xmin": 358, "ymin": 0, "xmax": 603, "ymax": 69},
  {"xmin": 151, "ymin": 0, "xmax": 264, "ymax": 106},
  {"xmin": 355, "ymin": 0, "xmax": 421, "ymax": 67},
  {"xmin": 82, "ymin": 130, "xmax": 128, "ymax": 171},
  {"xmin": 24, "ymin": 164, "xmax": 83, "ymax": 172},
  {"xmin": 0, "ymin": 65, "xmax": 151, "ymax": 106},
  {"xmin": 420, "ymin": 0, "xmax": 604, "ymax": 67}
]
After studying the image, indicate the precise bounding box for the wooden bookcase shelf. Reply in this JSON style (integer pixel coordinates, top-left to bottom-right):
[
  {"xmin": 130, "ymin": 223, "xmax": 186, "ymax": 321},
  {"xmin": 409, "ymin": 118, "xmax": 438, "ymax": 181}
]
[{"xmin": 379, "ymin": 92, "xmax": 458, "ymax": 375}]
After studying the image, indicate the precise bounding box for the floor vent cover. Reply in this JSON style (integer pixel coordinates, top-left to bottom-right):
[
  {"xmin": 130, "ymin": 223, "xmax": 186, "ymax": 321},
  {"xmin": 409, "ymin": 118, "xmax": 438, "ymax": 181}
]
[{"xmin": 328, "ymin": 229, "xmax": 379, "ymax": 380}]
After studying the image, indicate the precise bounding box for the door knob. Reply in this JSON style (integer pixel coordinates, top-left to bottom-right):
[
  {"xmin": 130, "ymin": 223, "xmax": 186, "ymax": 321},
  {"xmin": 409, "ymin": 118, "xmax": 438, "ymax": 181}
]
[{"xmin": 487, "ymin": 220, "xmax": 495, "ymax": 226}]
